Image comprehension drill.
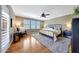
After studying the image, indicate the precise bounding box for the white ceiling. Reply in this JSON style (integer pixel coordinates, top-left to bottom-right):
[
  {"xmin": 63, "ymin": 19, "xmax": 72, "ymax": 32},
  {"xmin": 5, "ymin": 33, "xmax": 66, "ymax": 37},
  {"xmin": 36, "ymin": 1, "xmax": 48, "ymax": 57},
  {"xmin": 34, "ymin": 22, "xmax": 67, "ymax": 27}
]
[{"xmin": 11, "ymin": 5, "xmax": 78, "ymax": 20}]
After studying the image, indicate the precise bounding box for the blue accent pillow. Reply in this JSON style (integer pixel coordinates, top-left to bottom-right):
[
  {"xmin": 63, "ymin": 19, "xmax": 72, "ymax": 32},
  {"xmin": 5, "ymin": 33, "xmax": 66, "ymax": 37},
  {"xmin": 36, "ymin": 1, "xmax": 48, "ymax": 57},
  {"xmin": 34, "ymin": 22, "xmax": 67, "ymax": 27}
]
[{"xmin": 64, "ymin": 30, "xmax": 72, "ymax": 36}]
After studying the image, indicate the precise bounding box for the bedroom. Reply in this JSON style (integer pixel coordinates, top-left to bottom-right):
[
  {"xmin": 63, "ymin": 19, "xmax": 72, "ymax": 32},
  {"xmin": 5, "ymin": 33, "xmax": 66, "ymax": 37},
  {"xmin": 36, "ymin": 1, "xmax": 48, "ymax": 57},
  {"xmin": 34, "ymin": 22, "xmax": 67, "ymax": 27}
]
[{"xmin": 0, "ymin": 5, "xmax": 79, "ymax": 53}]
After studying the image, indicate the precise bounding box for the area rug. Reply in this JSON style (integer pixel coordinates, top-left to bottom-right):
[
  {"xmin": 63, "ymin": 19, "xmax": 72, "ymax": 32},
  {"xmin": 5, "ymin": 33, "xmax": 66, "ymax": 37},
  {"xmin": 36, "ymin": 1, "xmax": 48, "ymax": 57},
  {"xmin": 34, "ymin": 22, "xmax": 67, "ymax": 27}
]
[{"xmin": 32, "ymin": 33, "xmax": 71, "ymax": 53}]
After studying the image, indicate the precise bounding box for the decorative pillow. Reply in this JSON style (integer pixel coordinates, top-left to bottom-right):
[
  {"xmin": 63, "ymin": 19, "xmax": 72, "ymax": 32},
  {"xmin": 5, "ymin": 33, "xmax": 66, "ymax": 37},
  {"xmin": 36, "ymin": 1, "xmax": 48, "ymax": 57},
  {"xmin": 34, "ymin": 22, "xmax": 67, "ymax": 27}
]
[{"xmin": 64, "ymin": 30, "xmax": 72, "ymax": 36}]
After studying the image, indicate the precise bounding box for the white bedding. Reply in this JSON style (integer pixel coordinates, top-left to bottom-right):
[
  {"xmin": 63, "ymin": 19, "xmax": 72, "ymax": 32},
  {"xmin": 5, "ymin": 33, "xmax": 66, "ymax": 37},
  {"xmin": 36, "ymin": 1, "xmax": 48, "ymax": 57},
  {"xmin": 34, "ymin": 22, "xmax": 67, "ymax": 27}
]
[
  {"xmin": 40, "ymin": 28, "xmax": 61, "ymax": 42},
  {"xmin": 42, "ymin": 28, "xmax": 61, "ymax": 35}
]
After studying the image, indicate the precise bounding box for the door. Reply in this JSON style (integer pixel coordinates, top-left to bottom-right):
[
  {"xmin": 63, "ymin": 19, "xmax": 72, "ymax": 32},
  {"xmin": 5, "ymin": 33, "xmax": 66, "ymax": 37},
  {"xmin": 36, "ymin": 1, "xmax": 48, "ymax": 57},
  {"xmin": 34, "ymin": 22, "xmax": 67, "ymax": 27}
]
[{"xmin": 72, "ymin": 18, "xmax": 79, "ymax": 53}]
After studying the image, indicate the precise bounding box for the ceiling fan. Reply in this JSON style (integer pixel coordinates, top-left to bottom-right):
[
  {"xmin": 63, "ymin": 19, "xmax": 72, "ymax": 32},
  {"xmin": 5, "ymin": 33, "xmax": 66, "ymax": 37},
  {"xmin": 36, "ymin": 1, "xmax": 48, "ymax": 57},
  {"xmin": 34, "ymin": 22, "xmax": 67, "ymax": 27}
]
[{"xmin": 41, "ymin": 12, "xmax": 50, "ymax": 18}]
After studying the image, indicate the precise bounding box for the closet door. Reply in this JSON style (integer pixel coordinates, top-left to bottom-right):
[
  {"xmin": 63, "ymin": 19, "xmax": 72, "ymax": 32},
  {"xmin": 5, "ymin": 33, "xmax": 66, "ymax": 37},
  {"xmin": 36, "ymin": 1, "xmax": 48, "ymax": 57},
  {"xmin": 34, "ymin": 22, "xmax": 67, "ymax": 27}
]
[
  {"xmin": 1, "ymin": 6, "xmax": 10, "ymax": 52},
  {"xmin": 72, "ymin": 18, "xmax": 79, "ymax": 53}
]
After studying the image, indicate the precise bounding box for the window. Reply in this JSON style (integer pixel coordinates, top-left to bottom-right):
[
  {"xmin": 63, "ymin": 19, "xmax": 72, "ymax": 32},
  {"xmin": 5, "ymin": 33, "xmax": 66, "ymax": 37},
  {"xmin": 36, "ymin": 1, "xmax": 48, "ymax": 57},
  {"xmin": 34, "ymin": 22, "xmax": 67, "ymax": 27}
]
[
  {"xmin": 31, "ymin": 20, "xmax": 36, "ymax": 29},
  {"xmin": 24, "ymin": 20, "xmax": 30, "ymax": 29},
  {"xmin": 23, "ymin": 19, "xmax": 40, "ymax": 29},
  {"xmin": 1, "ymin": 11, "xmax": 10, "ymax": 52},
  {"xmin": 31, "ymin": 20, "xmax": 40, "ymax": 29},
  {"xmin": 36, "ymin": 21, "xmax": 40, "ymax": 29}
]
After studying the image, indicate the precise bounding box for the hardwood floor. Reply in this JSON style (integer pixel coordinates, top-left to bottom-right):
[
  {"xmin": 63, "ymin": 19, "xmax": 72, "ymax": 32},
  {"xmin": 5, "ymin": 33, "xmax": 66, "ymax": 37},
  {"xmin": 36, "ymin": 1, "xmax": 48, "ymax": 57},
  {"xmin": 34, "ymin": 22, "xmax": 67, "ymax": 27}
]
[{"xmin": 6, "ymin": 34, "xmax": 51, "ymax": 53}]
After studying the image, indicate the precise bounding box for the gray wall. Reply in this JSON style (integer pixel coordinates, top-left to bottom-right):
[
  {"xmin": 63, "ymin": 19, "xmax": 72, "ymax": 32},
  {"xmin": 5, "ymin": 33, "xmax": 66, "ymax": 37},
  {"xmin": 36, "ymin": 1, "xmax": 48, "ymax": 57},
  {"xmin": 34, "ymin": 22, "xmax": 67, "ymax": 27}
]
[
  {"xmin": 44, "ymin": 15, "xmax": 73, "ymax": 31},
  {"xmin": 7, "ymin": 5, "xmax": 15, "ymax": 43}
]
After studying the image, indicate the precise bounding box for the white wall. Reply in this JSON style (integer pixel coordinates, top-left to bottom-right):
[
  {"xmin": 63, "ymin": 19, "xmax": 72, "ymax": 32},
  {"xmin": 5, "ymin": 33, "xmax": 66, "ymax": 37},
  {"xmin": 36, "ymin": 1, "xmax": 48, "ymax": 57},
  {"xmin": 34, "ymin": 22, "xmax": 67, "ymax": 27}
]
[{"xmin": 44, "ymin": 15, "xmax": 73, "ymax": 31}]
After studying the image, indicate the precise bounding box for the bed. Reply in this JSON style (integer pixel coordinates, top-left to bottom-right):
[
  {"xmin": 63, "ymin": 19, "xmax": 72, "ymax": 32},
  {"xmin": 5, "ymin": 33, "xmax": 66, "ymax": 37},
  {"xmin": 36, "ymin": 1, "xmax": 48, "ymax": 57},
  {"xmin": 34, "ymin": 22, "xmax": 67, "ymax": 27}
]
[{"xmin": 40, "ymin": 24, "xmax": 62, "ymax": 42}]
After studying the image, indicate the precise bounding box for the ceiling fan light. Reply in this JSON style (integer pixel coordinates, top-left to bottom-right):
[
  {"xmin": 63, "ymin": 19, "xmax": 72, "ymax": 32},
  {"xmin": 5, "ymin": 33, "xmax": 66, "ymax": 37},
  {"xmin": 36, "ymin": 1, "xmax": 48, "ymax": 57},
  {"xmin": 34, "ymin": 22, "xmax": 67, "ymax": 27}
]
[{"xmin": 42, "ymin": 13, "xmax": 46, "ymax": 17}]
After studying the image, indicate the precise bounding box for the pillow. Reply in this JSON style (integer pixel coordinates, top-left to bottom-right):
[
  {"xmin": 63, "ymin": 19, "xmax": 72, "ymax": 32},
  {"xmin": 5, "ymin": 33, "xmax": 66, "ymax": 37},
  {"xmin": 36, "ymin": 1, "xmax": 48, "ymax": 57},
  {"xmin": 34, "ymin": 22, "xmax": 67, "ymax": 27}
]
[{"xmin": 64, "ymin": 30, "xmax": 72, "ymax": 36}]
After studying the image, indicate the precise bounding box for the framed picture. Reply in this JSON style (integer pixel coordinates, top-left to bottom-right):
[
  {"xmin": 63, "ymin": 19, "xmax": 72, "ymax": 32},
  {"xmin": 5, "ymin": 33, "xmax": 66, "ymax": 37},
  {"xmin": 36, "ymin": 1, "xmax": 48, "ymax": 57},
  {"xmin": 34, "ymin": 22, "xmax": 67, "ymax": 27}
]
[{"xmin": 10, "ymin": 18, "xmax": 12, "ymax": 27}]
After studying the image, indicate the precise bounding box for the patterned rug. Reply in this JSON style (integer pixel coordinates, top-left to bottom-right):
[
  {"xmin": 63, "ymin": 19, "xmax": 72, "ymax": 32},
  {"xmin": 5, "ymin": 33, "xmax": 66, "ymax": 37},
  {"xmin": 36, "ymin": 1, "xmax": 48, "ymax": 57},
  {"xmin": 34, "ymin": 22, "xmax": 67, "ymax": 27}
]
[{"xmin": 32, "ymin": 33, "xmax": 71, "ymax": 53}]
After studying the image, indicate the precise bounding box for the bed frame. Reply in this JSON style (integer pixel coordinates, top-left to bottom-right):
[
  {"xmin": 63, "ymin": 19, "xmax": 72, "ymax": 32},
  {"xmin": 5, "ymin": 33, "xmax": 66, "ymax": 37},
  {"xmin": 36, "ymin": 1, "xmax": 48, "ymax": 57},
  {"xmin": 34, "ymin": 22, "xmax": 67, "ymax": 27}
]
[
  {"xmin": 40, "ymin": 24, "xmax": 62, "ymax": 38},
  {"xmin": 47, "ymin": 24, "xmax": 63, "ymax": 37}
]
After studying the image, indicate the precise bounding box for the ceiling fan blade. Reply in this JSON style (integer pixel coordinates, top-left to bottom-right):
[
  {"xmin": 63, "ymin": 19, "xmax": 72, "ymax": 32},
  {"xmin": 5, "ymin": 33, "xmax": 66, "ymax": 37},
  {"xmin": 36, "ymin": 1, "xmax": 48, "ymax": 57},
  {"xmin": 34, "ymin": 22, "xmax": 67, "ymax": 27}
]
[{"xmin": 45, "ymin": 14, "xmax": 50, "ymax": 16}]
